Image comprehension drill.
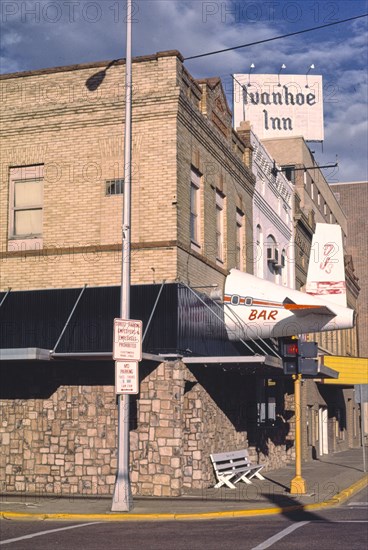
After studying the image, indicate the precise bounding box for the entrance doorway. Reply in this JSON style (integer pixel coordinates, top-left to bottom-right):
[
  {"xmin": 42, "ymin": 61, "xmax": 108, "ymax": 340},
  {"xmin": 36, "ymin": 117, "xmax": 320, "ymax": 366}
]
[{"xmin": 318, "ymin": 406, "xmax": 328, "ymax": 455}]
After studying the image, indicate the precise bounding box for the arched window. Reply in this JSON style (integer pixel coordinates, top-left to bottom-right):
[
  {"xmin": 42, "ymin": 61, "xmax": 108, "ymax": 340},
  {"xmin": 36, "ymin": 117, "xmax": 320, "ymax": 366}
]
[{"xmin": 266, "ymin": 234, "xmax": 278, "ymax": 282}]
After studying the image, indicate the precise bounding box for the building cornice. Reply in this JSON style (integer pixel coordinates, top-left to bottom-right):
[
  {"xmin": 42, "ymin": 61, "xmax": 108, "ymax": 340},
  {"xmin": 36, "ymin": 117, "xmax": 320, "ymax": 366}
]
[{"xmin": 0, "ymin": 50, "xmax": 184, "ymax": 80}]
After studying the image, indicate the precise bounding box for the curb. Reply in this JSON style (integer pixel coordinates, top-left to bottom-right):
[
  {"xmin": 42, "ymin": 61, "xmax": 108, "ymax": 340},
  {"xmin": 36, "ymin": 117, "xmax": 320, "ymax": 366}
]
[{"xmin": 1, "ymin": 475, "xmax": 367, "ymax": 522}]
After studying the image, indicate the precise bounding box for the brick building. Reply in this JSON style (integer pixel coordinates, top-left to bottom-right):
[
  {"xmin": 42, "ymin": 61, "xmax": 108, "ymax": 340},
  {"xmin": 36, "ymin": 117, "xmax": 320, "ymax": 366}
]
[
  {"xmin": 262, "ymin": 136, "xmax": 360, "ymax": 356},
  {"xmin": 330, "ymin": 182, "xmax": 368, "ymax": 357},
  {"xmin": 0, "ymin": 51, "xmax": 299, "ymax": 498},
  {"xmin": 260, "ymin": 136, "xmax": 361, "ymax": 460},
  {"xmin": 236, "ymin": 123, "xmax": 295, "ymax": 288}
]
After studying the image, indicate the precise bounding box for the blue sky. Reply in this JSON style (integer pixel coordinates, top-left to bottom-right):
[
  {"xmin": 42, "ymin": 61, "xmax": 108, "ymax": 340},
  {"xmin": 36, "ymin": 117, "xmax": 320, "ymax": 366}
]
[{"xmin": 1, "ymin": 0, "xmax": 367, "ymax": 182}]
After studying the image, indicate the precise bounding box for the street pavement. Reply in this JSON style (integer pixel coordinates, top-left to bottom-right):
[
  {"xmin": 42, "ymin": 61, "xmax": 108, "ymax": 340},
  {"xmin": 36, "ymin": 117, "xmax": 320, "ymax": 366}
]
[{"xmin": 0, "ymin": 448, "xmax": 367, "ymax": 521}]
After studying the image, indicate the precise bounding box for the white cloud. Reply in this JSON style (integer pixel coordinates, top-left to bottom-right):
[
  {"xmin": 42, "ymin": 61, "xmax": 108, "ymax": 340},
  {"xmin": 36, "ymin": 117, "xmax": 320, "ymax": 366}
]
[{"xmin": 1, "ymin": 31, "xmax": 22, "ymax": 47}]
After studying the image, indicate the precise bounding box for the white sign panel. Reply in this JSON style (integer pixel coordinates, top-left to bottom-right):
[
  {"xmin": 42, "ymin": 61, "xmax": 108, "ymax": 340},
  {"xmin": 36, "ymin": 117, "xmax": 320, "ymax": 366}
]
[
  {"xmin": 113, "ymin": 318, "xmax": 142, "ymax": 361},
  {"xmin": 233, "ymin": 74, "xmax": 324, "ymax": 141},
  {"xmin": 115, "ymin": 361, "xmax": 139, "ymax": 394}
]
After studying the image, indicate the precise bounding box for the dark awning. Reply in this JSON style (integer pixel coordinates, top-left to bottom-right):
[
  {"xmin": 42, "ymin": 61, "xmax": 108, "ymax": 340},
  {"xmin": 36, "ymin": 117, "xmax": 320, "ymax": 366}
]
[{"xmin": 1, "ymin": 283, "xmax": 274, "ymax": 359}]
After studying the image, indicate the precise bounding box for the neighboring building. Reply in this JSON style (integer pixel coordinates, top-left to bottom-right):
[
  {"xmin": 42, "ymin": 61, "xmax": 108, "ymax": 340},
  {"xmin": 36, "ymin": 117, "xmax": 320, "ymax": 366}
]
[
  {"xmin": 260, "ymin": 135, "xmax": 361, "ymax": 460},
  {"xmin": 330, "ymin": 181, "xmax": 368, "ymax": 357},
  {"xmin": 262, "ymin": 136, "xmax": 359, "ymax": 357},
  {"xmin": 1, "ymin": 51, "xmax": 300, "ymax": 499},
  {"xmin": 236, "ymin": 123, "xmax": 295, "ymax": 288}
]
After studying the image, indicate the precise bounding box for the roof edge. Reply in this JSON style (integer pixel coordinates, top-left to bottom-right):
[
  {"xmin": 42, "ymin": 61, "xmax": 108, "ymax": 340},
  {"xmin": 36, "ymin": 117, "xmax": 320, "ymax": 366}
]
[{"xmin": 0, "ymin": 50, "xmax": 184, "ymax": 80}]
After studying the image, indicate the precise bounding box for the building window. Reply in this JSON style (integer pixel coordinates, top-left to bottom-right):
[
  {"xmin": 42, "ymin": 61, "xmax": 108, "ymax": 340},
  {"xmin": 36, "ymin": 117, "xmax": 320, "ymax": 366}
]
[
  {"xmin": 216, "ymin": 190, "xmax": 224, "ymax": 262},
  {"xmin": 106, "ymin": 178, "xmax": 124, "ymax": 195},
  {"xmin": 9, "ymin": 165, "xmax": 44, "ymax": 239},
  {"xmin": 310, "ymin": 180, "xmax": 315, "ymax": 200},
  {"xmin": 282, "ymin": 165, "xmax": 295, "ymax": 183},
  {"xmin": 323, "ymin": 202, "xmax": 327, "ymax": 216},
  {"xmin": 266, "ymin": 234, "xmax": 279, "ymax": 281},
  {"xmin": 317, "ymin": 191, "xmax": 321, "ymax": 206},
  {"xmin": 257, "ymin": 379, "xmax": 277, "ymax": 424},
  {"xmin": 190, "ymin": 167, "xmax": 201, "ymax": 245},
  {"xmin": 236, "ymin": 208, "xmax": 244, "ymax": 270}
]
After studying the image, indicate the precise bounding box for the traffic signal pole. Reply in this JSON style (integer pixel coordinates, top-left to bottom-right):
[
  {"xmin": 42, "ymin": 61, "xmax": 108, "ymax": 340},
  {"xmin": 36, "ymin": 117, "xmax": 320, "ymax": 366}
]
[{"xmin": 290, "ymin": 373, "xmax": 307, "ymax": 495}]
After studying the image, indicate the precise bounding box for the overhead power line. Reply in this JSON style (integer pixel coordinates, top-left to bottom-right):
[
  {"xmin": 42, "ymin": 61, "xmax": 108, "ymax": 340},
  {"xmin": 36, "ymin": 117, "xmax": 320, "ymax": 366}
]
[{"xmin": 184, "ymin": 13, "xmax": 368, "ymax": 61}]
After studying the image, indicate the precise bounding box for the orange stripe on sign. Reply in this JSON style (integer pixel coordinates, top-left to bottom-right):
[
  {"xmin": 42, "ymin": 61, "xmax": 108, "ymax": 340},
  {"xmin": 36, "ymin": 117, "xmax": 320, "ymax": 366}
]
[{"xmin": 253, "ymin": 300, "xmax": 282, "ymax": 307}]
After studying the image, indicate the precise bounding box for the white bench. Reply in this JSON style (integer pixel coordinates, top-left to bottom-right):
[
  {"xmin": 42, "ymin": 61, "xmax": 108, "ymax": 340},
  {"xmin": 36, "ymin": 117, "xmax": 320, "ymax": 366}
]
[{"xmin": 210, "ymin": 449, "xmax": 265, "ymax": 489}]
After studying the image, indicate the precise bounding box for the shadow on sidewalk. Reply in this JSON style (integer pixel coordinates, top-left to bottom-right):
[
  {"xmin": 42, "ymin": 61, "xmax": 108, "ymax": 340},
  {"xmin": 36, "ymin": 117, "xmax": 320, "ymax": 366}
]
[
  {"xmin": 262, "ymin": 475, "xmax": 289, "ymax": 492},
  {"xmin": 314, "ymin": 458, "xmax": 364, "ymax": 473},
  {"xmin": 265, "ymin": 490, "xmax": 330, "ymax": 522}
]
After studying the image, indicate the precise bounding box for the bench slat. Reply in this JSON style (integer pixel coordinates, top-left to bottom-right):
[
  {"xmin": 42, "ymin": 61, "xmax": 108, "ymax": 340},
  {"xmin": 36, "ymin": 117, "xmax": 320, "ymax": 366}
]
[
  {"xmin": 215, "ymin": 464, "xmax": 262, "ymax": 474},
  {"xmin": 211, "ymin": 450, "xmax": 247, "ymax": 462},
  {"xmin": 213, "ymin": 459, "xmax": 251, "ymax": 471}
]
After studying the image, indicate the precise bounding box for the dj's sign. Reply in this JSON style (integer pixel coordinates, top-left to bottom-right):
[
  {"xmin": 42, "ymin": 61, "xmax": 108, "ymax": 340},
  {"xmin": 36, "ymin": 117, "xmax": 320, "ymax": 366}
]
[{"xmin": 233, "ymin": 74, "xmax": 324, "ymax": 141}]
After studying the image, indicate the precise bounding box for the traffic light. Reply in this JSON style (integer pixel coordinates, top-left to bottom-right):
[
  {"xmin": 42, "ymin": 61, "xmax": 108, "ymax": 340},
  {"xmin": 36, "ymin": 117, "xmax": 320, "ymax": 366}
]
[
  {"xmin": 280, "ymin": 337, "xmax": 299, "ymax": 375},
  {"xmin": 280, "ymin": 338, "xmax": 319, "ymax": 376},
  {"xmin": 298, "ymin": 341, "xmax": 318, "ymax": 376}
]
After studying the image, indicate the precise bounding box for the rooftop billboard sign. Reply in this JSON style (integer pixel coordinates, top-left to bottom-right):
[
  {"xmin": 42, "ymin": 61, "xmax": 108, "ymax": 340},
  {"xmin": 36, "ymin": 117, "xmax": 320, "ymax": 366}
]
[{"xmin": 233, "ymin": 74, "xmax": 324, "ymax": 141}]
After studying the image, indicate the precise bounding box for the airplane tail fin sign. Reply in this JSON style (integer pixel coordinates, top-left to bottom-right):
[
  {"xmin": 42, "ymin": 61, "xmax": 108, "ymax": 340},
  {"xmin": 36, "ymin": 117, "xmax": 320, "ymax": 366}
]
[{"xmin": 306, "ymin": 223, "xmax": 347, "ymax": 308}]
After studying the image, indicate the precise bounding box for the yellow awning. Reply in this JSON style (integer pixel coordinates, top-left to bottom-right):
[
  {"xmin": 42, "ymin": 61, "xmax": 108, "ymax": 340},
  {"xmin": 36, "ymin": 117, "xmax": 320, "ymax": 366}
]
[{"xmin": 318, "ymin": 356, "xmax": 368, "ymax": 385}]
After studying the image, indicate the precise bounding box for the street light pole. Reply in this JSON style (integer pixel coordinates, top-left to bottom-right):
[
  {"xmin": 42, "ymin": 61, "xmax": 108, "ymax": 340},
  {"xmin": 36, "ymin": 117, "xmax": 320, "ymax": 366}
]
[{"xmin": 111, "ymin": 0, "xmax": 133, "ymax": 512}]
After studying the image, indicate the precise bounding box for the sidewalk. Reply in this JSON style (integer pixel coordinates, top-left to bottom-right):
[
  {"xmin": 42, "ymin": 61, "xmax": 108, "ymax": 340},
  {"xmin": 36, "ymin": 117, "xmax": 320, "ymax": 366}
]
[{"xmin": 1, "ymin": 448, "xmax": 367, "ymax": 521}]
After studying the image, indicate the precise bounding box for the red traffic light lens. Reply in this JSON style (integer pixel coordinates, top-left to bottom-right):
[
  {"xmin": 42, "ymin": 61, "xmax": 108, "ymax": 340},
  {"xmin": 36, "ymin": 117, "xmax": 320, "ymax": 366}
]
[{"xmin": 285, "ymin": 343, "xmax": 298, "ymax": 355}]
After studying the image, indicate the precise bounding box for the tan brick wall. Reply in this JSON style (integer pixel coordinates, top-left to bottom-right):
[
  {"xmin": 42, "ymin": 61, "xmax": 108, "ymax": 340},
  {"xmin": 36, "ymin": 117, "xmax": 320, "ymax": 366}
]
[
  {"xmin": 1, "ymin": 52, "xmax": 254, "ymax": 294},
  {"xmin": 0, "ymin": 55, "xmax": 182, "ymax": 291}
]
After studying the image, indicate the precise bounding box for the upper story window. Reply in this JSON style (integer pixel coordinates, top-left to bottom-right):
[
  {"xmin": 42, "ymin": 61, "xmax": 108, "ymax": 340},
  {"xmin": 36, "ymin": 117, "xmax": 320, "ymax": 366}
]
[
  {"xmin": 9, "ymin": 165, "xmax": 44, "ymax": 239},
  {"xmin": 236, "ymin": 208, "xmax": 244, "ymax": 270},
  {"xmin": 266, "ymin": 234, "xmax": 279, "ymax": 282},
  {"xmin": 216, "ymin": 190, "xmax": 225, "ymax": 263},
  {"xmin": 282, "ymin": 165, "xmax": 295, "ymax": 183},
  {"xmin": 190, "ymin": 167, "xmax": 201, "ymax": 246},
  {"xmin": 106, "ymin": 178, "xmax": 124, "ymax": 195}
]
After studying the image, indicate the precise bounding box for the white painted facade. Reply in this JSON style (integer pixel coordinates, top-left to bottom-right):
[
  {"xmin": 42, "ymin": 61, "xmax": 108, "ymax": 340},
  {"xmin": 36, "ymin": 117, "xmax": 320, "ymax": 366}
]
[{"xmin": 250, "ymin": 130, "xmax": 295, "ymax": 288}]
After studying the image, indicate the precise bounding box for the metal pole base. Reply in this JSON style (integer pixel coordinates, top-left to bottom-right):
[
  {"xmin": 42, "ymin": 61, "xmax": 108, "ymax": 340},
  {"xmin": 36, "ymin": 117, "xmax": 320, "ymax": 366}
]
[
  {"xmin": 111, "ymin": 477, "xmax": 133, "ymax": 512},
  {"xmin": 290, "ymin": 475, "xmax": 307, "ymax": 495}
]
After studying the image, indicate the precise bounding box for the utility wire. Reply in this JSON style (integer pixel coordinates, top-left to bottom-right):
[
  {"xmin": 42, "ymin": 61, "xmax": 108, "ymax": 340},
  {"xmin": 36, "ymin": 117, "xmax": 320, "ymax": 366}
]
[{"xmin": 184, "ymin": 13, "xmax": 368, "ymax": 61}]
